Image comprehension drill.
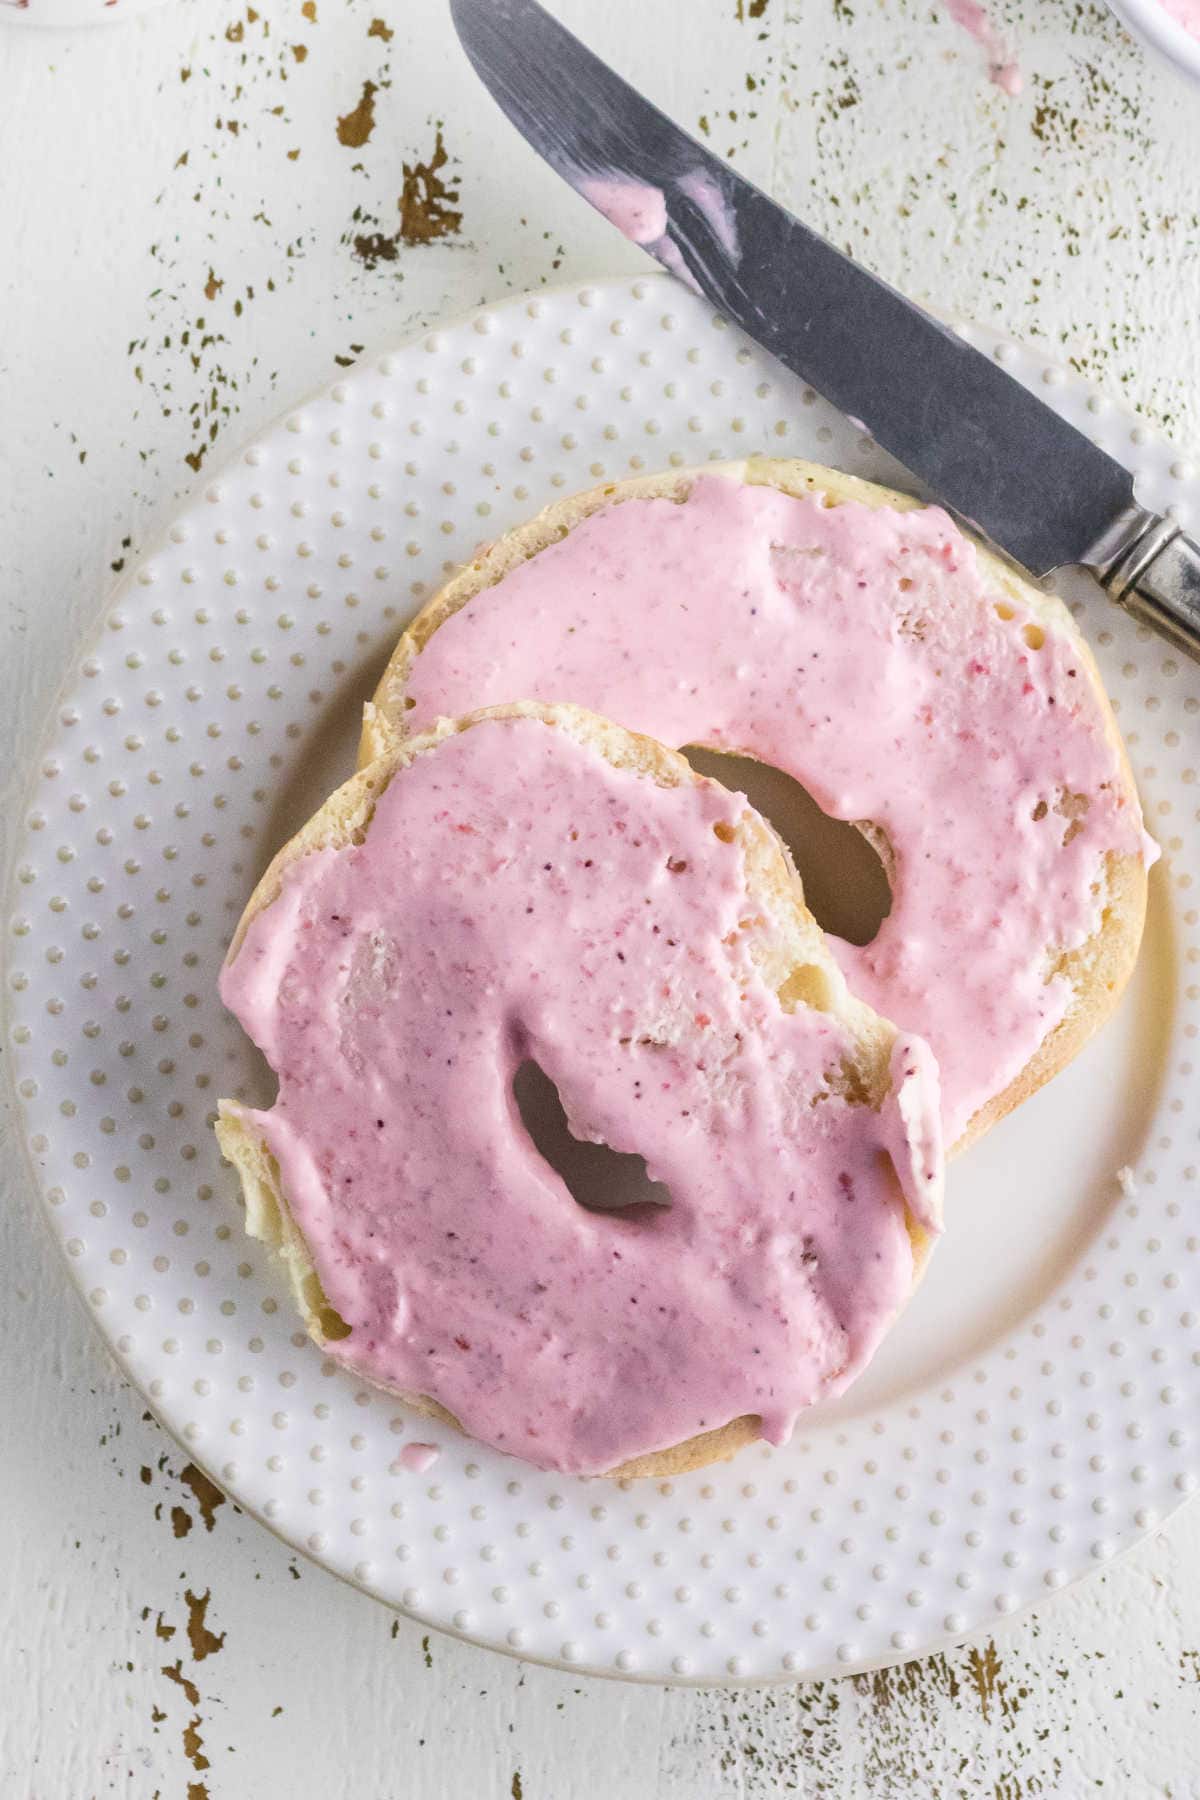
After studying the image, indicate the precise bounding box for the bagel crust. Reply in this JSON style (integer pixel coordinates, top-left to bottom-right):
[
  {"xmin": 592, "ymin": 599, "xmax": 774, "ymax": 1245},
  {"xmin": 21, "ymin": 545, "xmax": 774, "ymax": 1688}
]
[
  {"xmin": 360, "ymin": 457, "xmax": 1154, "ymax": 1153},
  {"xmin": 217, "ymin": 703, "xmax": 943, "ymax": 1477}
]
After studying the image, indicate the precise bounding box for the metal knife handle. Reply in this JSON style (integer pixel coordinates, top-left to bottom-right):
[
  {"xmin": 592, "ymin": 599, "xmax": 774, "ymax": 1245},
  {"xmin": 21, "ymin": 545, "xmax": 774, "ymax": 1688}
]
[{"xmin": 1095, "ymin": 512, "xmax": 1200, "ymax": 661}]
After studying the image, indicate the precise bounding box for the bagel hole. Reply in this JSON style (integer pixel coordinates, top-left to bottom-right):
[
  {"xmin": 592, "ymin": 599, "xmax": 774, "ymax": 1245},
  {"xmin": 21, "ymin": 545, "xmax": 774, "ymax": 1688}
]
[
  {"xmin": 681, "ymin": 747, "xmax": 892, "ymax": 947},
  {"xmin": 513, "ymin": 1059, "xmax": 672, "ymax": 1217}
]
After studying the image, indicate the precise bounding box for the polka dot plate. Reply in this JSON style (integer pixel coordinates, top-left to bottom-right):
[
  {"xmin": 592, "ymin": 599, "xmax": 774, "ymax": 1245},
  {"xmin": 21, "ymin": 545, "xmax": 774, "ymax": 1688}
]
[{"xmin": 6, "ymin": 275, "xmax": 1199, "ymax": 1684}]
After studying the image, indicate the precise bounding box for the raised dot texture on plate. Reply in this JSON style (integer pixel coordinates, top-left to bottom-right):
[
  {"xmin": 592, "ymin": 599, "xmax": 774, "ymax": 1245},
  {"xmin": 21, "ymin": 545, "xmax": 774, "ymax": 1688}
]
[{"xmin": 5, "ymin": 277, "xmax": 1199, "ymax": 1686}]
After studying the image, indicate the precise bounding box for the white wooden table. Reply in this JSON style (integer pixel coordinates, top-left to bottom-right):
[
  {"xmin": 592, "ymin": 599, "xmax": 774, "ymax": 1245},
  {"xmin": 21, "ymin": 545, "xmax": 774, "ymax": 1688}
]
[{"xmin": 3, "ymin": 1, "xmax": 1200, "ymax": 1792}]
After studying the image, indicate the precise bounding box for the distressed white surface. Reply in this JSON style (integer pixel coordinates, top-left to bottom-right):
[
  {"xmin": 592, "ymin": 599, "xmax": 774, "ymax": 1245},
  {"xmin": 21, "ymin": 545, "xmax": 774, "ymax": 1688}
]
[{"xmin": 2, "ymin": 0, "xmax": 1200, "ymax": 1793}]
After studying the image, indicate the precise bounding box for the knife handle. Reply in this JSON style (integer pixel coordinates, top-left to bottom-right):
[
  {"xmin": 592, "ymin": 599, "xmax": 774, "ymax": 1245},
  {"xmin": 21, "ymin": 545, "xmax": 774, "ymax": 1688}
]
[{"xmin": 1098, "ymin": 514, "xmax": 1200, "ymax": 662}]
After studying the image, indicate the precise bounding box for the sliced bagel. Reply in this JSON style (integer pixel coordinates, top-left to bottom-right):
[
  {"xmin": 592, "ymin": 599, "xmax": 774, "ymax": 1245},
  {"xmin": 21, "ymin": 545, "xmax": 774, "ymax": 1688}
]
[
  {"xmin": 217, "ymin": 702, "xmax": 942, "ymax": 1478},
  {"xmin": 359, "ymin": 458, "xmax": 1153, "ymax": 1152}
]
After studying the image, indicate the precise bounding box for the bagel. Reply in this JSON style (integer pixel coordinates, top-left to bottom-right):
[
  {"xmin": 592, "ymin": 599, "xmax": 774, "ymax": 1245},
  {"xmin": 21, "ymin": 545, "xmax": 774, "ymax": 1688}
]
[
  {"xmin": 217, "ymin": 703, "xmax": 943, "ymax": 1477},
  {"xmin": 361, "ymin": 458, "xmax": 1154, "ymax": 1151}
]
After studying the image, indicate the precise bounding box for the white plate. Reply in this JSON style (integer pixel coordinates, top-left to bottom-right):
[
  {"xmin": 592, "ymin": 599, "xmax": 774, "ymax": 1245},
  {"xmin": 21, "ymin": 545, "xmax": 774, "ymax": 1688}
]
[
  {"xmin": 6, "ymin": 275, "xmax": 1199, "ymax": 1684},
  {"xmin": 1105, "ymin": 0, "xmax": 1200, "ymax": 88}
]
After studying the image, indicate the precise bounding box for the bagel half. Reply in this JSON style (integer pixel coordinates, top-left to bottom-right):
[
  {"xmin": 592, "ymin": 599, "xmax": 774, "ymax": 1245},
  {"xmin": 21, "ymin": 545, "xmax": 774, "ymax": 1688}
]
[
  {"xmin": 217, "ymin": 702, "xmax": 942, "ymax": 1478},
  {"xmin": 358, "ymin": 457, "xmax": 1151, "ymax": 1154}
]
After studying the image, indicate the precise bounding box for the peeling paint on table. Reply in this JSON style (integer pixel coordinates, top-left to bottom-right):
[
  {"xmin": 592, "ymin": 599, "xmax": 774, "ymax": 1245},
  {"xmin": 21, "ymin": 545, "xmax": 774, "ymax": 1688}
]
[
  {"xmin": 3, "ymin": 0, "xmax": 1200, "ymax": 1794},
  {"xmin": 5, "ymin": 1314, "xmax": 1200, "ymax": 1796}
]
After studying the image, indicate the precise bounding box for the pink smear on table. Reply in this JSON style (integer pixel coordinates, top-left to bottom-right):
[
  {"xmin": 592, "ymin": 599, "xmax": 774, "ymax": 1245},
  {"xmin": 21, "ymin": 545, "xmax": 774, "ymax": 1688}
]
[
  {"xmin": 945, "ymin": 0, "xmax": 1023, "ymax": 93},
  {"xmin": 398, "ymin": 1442, "xmax": 440, "ymax": 1474}
]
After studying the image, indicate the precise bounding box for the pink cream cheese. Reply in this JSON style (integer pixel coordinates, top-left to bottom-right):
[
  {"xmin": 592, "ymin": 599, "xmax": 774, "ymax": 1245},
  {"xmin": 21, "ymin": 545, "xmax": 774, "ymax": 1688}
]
[
  {"xmin": 579, "ymin": 176, "xmax": 704, "ymax": 295},
  {"xmin": 222, "ymin": 715, "xmax": 943, "ymax": 1475},
  {"xmin": 578, "ymin": 176, "xmax": 668, "ymax": 246},
  {"xmin": 945, "ymin": 0, "xmax": 1022, "ymax": 92},
  {"xmin": 397, "ymin": 1442, "xmax": 440, "ymax": 1474},
  {"xmin": 578, "ymin": 172, "xmax": 740, "ymax": 292},
  {"xmin": 400, "ymin": 479, "xmax": 1154, "ymax": 1149}
]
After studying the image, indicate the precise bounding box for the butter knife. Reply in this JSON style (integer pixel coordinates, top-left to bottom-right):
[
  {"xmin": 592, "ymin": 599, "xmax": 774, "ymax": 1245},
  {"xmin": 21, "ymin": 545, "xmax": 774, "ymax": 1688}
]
[{"xmin": 450, "ymin": 0, "xmax": 1200, "ymax": 659}]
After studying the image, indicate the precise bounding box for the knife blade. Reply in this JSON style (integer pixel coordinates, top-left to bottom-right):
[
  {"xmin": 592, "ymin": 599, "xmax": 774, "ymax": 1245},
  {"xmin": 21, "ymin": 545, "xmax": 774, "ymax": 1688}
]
[{"xmin": 450, "ymin": 0, "xmax": 1200, "ymax": 657}]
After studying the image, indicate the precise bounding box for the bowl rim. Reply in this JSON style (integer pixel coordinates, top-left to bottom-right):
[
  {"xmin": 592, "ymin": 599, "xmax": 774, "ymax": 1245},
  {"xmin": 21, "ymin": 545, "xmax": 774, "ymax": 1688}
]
[{"xmin": 1106, "ymin": 0, "xmax": 1200, "ymax": 81}]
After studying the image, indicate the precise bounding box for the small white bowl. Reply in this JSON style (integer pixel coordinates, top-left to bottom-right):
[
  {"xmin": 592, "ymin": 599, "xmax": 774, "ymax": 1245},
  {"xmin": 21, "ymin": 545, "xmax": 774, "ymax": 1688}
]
[{"xmin": 1107, "ymin": 0, "xmax": 1200, "ymax": 84}]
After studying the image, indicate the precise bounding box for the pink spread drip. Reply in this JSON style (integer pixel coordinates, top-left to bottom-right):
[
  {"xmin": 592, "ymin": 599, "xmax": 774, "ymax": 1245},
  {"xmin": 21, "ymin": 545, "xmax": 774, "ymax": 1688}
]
[
  {"xmin": 402, "ymin": 479, "xmax": 1154, "ymax": 1148},
  {"xmin": 577, "ymin": 176, "xmax": 668, "ymax": 246},
  {"xmin": 398, "ymin": 1442, "xmax": 440, "ymax": 1473},
  {"xmin": 1157, "ymin": 0, "xmax": 1200, "ymax": 37},
  {"xmin": 578, "ymin": 176, "xmax": 705, "ymax": 295},
  {"xmin": 222, "ymin": 715, "xmax": 942, "ymax": 1475},
  {"xmin": 945, "ymin": 0, "xmax": 1023, "ymax": 92},
  {"xmin": 677, "ymin": 169, "xmax": 740, "ymax": 260}
]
